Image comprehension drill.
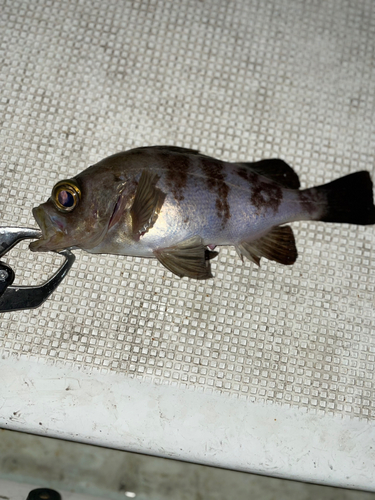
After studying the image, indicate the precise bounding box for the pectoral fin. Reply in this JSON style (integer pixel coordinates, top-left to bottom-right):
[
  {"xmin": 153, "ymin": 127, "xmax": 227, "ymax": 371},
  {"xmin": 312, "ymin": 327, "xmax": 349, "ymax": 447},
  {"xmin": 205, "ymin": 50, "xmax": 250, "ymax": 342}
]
[
  {"xmin": 236, "ymin": 225, "xmax": 297, "ymax": 266},
  {"xmin": 154, "ymin": 236, "xmax": 217, "ymax": 279},
  {"xmin": 131, "ymin": 170, "xmax": 166, "ymax": 238}
]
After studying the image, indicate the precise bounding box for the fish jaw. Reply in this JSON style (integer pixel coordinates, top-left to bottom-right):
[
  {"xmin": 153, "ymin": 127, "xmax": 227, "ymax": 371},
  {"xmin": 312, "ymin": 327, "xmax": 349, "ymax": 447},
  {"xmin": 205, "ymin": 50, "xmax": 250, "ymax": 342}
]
[
  {"xmin": 30, "ymin": 205, "xmax": 67, "ymax": 252},
  {"xmin": 30, "ymin": 199, "xmax": 119, "ymax": 253}
]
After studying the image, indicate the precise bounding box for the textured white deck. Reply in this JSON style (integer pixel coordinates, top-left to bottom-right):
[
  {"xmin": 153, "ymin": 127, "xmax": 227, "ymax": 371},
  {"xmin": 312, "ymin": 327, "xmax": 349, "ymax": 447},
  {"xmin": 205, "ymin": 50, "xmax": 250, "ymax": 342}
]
[{"xmin": 1, "ymin": 0, "xmax": 374, "ymax": 490}]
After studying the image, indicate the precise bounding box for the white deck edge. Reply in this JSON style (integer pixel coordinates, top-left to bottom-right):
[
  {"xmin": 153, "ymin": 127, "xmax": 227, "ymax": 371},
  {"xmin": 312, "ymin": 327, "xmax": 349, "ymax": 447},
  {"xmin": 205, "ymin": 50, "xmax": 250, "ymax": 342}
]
[{"xmin": 0, "ymin": 357, "xmax": 374, "ymax": 491}]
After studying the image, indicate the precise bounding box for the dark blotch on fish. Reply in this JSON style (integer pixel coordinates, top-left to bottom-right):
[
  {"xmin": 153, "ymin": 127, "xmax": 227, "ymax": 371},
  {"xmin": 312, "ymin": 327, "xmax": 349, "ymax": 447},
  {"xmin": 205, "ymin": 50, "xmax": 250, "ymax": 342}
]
[
  {"xmin": 237, "ymin": 167, "xmax": 283, "ymax": 214},
  {"xmin": 201, "ymin": 159, "xmax": 231, "ymax": 224},
  {"xmin": 165, "ymin": 155, "xmax": 189, "ymax": 202}
]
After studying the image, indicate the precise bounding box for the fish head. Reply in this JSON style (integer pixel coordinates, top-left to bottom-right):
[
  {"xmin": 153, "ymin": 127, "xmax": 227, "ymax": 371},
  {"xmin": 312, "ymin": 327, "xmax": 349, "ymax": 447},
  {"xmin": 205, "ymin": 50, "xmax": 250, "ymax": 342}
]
[{"xmin": 30, "ymin": 168, "xmax": 133, "ymax": 252}]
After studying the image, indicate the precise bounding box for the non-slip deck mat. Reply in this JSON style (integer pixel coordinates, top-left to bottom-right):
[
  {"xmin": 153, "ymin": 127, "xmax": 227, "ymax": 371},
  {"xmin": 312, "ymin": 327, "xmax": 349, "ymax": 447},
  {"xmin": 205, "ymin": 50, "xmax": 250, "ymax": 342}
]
[{"xmin": 1, "ymin": 0, "xmax": 374, "ymax": 431}]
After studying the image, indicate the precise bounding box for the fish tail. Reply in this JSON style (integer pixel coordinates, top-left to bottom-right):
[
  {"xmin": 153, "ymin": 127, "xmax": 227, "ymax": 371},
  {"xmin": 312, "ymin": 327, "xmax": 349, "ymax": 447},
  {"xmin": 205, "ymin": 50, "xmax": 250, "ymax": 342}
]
[{"xmin": 314, "ymin": 171, "xmax": 375, "ymax": 225}]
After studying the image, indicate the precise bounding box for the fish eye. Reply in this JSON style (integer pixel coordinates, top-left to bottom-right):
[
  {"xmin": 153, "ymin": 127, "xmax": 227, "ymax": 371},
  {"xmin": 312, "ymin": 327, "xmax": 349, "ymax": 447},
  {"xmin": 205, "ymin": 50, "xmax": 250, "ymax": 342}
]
[{"xmin": 51, "ymin": 179, "xmax": 81, "ymax": 212}]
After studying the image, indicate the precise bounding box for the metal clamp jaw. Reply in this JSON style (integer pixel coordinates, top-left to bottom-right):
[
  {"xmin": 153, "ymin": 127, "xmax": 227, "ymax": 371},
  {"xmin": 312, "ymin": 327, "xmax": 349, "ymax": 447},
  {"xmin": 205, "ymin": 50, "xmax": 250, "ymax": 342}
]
[{"xmin": 0, "ymin": 227, "xmax": 75, "ymax": 313}]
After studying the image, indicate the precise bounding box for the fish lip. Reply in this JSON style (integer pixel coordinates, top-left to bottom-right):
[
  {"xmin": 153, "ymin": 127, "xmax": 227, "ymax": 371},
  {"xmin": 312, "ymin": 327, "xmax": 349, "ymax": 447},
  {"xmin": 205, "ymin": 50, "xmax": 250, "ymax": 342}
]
[{"xmin": 30, "ymin": 206, "xmax": 65, "ymax": 252}]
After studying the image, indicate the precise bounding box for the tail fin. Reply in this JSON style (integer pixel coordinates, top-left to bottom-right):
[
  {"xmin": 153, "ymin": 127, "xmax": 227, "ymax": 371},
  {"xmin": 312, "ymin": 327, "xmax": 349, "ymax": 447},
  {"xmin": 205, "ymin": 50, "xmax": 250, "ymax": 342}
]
[{"xmin": 316, "ymin": 171, "xmax": 375, "ymax": 225}]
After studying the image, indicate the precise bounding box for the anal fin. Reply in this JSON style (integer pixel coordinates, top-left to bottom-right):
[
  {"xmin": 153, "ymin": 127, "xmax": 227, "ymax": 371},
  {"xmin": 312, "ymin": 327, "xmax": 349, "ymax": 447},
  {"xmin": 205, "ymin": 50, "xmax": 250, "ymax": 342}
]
[
  {"xmin": 236, "ymin": 226, "xmax": 297, "ymax": 266},
  {"xmin": 154, "ymin": 236, "xmax": 216, "ymax": 280}
]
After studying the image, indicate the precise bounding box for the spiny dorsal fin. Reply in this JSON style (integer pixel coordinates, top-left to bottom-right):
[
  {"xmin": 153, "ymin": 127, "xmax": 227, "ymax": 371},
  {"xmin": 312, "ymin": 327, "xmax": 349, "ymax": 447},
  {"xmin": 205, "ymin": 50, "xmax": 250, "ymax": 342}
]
[
  {"xmin": 131, "ymin": 170, "xmax": 166, "ymax": 238},
  {"xmin": 154, "ymin": 236, "xmax": 216, "ymax": 279},
  {"xmin": 236, "ymin": 225, "xmax": 298, "ymax": 266},
  {"xmin": 239, "ymin": 159, "xmax": 300, "ymax": 189},
  {"xmin": 135, "ymin": 145, "xmax": 201, "ymax": 156}
]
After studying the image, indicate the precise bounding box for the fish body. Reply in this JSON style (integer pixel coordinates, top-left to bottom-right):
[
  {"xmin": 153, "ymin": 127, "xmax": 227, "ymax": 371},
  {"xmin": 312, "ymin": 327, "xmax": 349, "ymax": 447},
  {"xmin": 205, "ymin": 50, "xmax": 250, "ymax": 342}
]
[{"xmin": 30, "ymin": 146, "xmax": 375, "ymax": 279}]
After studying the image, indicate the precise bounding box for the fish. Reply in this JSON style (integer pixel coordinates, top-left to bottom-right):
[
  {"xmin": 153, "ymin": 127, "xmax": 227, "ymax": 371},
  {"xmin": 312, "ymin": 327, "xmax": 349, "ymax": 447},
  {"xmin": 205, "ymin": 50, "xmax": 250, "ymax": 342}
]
[{"xmin": 30, "ymin": 146, "xmax": 375, "ymax": 280}]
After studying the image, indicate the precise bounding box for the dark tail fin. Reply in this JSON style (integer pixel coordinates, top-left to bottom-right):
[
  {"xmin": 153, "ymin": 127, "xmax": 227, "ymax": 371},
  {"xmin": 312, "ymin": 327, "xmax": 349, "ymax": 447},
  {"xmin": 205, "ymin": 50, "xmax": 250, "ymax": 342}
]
[{"xmin": 316, "ymin": 171, "xmax": 375, "ymax": 225}]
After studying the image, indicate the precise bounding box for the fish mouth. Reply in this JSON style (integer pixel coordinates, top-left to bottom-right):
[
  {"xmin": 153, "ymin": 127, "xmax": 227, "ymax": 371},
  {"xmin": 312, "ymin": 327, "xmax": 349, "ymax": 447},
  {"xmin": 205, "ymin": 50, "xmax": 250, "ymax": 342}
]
[{"xmin": 29, "ymin": 206, "xmax": 65, "ymax": 252}]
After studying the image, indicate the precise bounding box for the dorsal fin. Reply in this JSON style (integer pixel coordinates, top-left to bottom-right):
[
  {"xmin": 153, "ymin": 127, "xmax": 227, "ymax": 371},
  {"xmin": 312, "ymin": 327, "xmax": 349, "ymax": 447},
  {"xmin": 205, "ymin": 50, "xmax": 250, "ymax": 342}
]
[
  {"xmin": 239, "ymin": 159, "xmax": 300, "ymax": 189},
  {"xmin": 135, "ymin": 145, "xmax": 201, "ymax": 156}
]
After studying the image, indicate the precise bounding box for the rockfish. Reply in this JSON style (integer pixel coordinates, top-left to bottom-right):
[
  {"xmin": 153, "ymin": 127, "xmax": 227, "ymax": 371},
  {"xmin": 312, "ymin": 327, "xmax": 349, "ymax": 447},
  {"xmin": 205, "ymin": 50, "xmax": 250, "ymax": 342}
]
[{"xmin": 30, "ymin": 146, "xmax": 375, "ymax": 279}]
